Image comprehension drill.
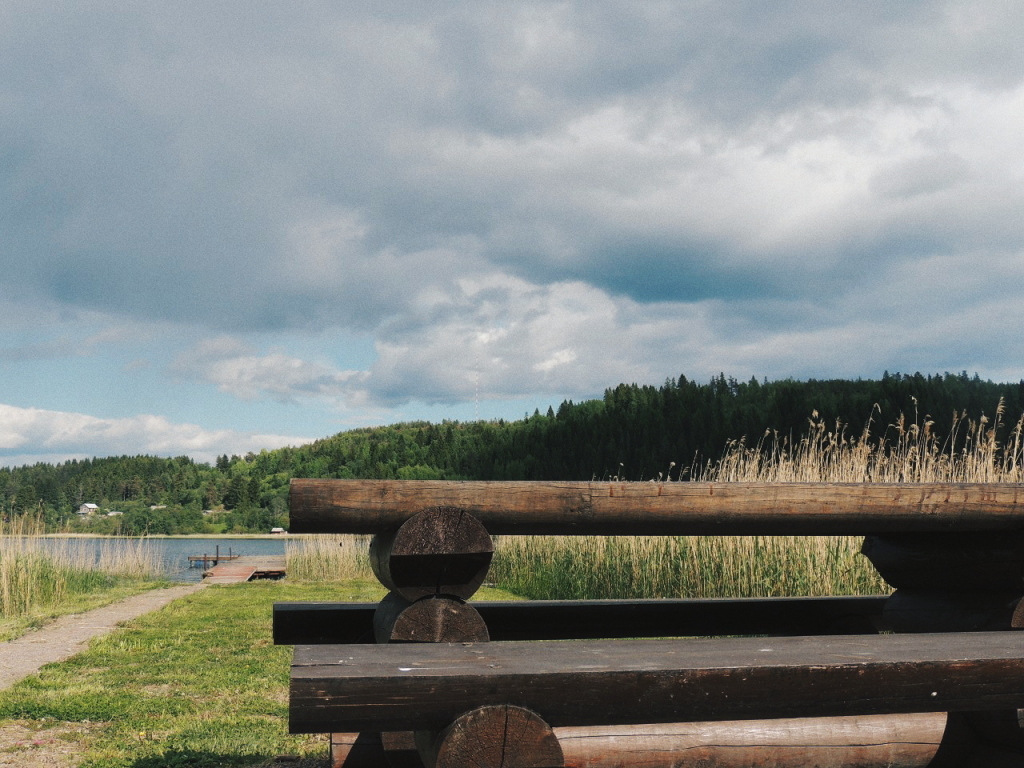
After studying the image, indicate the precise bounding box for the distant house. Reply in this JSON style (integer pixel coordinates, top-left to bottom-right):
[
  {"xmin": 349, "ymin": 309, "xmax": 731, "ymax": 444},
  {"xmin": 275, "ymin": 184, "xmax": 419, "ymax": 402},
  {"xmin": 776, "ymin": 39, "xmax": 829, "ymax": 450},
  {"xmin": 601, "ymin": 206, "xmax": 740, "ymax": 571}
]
[
  {"xmin": 77, "ymin": 503, "xmax": 99, "ymax": 516},
  {"xmin": 107, "ymin": 510, "xmax": 124, "ymax": 517},
  {"xmin": 270, "ymin": 527, "xmax": 286, "ymax": 535}
]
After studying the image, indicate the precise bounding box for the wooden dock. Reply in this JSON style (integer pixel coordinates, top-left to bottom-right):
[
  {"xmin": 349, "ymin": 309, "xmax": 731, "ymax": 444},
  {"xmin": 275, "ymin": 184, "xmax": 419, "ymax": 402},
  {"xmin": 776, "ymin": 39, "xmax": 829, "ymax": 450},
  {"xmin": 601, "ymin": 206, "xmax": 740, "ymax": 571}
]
[
  {"xmin": 188, "ymin": 544, "xmax": 240, "ymax": 568},
  {"xmin": 204, "ymin": 556, "xmax": 286, "ymax": 584}
]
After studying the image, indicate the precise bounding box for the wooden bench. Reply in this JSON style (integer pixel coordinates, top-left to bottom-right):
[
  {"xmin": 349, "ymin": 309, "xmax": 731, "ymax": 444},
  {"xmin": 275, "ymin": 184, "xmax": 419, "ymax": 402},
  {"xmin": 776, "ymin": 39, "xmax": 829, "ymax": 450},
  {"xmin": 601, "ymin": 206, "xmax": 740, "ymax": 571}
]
[{"xmin": 281, "ymin": 479, "xmax": 1024, "ymax": 768}]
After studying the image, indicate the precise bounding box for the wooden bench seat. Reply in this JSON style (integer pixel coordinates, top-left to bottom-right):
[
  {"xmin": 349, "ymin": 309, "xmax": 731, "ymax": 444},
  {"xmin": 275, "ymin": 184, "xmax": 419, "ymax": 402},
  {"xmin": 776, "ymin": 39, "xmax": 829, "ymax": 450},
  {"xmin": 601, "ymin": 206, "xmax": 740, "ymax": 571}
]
[
  {"xmin": 273, "ymin": 595, "xmax": 885, "ymax": 644},
  {"xmin": 289, "ymin": 629, "xmax": 1024, "ymax": 734}
]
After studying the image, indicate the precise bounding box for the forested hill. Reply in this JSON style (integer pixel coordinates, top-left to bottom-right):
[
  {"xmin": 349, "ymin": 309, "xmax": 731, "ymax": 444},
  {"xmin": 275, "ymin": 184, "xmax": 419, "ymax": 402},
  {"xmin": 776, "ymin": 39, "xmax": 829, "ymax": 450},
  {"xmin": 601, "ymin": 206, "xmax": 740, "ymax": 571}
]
[{"xmin": 3, "ymin": 372, "xmax": 1023, "ymax": 534}]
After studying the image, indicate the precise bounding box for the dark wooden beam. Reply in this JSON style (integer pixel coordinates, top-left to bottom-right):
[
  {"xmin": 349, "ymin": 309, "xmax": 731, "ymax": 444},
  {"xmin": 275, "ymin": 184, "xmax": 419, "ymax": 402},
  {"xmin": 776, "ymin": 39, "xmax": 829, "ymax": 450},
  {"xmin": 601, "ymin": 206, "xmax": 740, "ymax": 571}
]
[
  {"xmin": 862, "ymin": 533, "xmax": 1024, "ymax": 590},
  {"xmin": 289, "ymin": 630, "xmax": 1024, "ymax": 733},
  {"xmin": 273, "ymin": 595, "xmax": 887, "ymax": 645},
  {"xmin": 289, "ymin": 479, "xmax": 1024, "ymax": 535}
]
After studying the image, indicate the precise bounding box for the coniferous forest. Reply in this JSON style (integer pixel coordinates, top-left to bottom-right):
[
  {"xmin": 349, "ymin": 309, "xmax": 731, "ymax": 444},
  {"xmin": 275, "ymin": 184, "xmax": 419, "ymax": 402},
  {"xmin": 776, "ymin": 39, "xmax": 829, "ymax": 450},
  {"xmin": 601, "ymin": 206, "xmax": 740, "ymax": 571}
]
[{"xmin": 2, "ymin": 372, "xmax": 1023, "ymax": 534}]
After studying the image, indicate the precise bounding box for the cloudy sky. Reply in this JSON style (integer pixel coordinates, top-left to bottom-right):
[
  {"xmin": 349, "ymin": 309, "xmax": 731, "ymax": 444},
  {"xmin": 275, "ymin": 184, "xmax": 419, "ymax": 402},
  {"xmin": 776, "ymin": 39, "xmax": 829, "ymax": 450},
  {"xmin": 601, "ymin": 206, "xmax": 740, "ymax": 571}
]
[{"xmin": 2, "ymin": 1, "xmax": 1023, "ymax": 466}]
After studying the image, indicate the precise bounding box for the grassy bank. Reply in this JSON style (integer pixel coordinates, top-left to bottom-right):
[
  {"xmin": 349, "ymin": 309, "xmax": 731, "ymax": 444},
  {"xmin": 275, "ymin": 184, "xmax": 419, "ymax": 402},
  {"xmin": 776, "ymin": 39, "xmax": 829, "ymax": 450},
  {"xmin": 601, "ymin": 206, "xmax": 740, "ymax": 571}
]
[
  {"xmin": 0, "ymin": 517, "xmax": 168, "ymax": 642},
  {"xmin": 0, "ymin": 579, "xmax": 517, "ymax": 768}
]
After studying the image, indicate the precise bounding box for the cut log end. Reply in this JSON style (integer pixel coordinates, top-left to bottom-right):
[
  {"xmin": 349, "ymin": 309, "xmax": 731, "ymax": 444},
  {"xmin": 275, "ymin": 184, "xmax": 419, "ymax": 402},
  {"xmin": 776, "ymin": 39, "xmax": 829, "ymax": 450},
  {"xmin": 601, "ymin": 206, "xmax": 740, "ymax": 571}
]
[
  {"xmin": 418, "ymin": 705, "xmax": 563, "ymax": 768},
  {"xmin": 374, "ymin": 593, "xmax": 490, "ymax": 644},
  {"xmin": 370, "ymin": 507, "xmax": 494, "ymax": 600}
]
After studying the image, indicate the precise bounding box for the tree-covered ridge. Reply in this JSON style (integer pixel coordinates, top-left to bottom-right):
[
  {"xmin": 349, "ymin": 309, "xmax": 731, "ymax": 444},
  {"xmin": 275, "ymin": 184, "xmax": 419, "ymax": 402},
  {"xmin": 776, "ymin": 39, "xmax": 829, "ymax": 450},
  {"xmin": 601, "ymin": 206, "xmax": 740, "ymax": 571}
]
[{"xmin": 3, "ymin": 371, "xmax": 1023, "ymax": 533}]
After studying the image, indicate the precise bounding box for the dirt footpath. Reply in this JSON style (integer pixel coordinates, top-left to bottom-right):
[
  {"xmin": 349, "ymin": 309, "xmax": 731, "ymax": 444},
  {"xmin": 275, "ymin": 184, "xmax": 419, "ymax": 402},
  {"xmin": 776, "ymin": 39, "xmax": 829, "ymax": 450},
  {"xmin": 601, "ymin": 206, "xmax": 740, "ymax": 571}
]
[{"xmin": 0, "ymin": 584, "xmax": 206, "ymax": 691}]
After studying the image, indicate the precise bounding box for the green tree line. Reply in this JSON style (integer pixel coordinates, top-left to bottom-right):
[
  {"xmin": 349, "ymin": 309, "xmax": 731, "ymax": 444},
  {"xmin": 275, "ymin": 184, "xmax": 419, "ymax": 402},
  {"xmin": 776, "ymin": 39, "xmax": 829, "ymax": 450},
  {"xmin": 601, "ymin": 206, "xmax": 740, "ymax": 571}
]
[{"xmin": 3, "ymin": 371, "xmax": 1023, "ymax": 533}]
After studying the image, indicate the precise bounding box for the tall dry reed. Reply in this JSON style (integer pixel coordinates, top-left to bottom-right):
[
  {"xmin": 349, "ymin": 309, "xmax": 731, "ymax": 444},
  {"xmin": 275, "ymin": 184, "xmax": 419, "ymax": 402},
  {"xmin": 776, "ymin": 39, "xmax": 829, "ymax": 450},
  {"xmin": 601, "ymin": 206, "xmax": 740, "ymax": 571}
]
[
  {"xmin": 0, "ymin": 515, "xmax": 163, "ymax": 620},
  {"xmin": 284, "ymin": 535, "xmax": 374, "ymax": 582},
  {"xmin": 494, "ymin": 403, "xmax": 1024, "ymax": 600},
  {"xmin": 699, "ymin": 400, "xmax": 1024, "ymax": 484}
]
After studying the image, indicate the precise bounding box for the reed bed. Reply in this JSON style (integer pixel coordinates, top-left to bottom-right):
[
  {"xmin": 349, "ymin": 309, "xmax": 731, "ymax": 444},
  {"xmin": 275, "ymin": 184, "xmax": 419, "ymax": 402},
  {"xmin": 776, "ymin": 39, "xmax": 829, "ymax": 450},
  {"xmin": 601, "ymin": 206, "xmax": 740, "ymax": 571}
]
[
  {"xmin": 284, "ymin": 534, "xmax": 374, "ymax": 582},
  {"xmin": 699, "ymin": 402, "xmax": 1024, "ymax": 484},
  {"xmin": 490, "ymin": 535, "xmax": 885, "ymax": 600},
  {"xmin": 0, "ymin": 515, "xmax": 164, "ymax": 622},
  {"xmin": 494, "ymin": 404, "xmax": 1024, "ymax": 600}
]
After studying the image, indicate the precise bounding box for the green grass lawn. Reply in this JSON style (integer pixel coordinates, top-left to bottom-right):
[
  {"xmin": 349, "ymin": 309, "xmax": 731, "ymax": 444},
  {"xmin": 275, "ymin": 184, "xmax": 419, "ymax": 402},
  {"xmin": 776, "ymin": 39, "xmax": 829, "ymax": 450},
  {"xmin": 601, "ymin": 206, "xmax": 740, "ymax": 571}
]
[{"xmin": 0, "ymin": 580, "xmax": 518, "ymax": 768}]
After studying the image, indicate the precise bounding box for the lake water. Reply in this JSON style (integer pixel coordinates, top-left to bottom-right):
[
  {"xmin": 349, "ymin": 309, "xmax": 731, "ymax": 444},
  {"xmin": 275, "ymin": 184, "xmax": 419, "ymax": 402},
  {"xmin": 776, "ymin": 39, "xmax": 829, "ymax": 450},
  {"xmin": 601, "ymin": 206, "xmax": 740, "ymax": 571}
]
[{"xmin": 37, "ymin": 536, "xmax": 290, "ymax": 582}]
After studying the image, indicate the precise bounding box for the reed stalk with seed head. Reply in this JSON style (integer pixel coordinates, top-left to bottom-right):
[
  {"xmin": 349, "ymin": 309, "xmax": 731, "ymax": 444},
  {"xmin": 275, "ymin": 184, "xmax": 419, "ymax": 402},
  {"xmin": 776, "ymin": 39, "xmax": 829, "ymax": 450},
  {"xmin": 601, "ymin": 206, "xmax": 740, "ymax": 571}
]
[{"xmin": 0, "ymin": 515, "xmax": 164, "ymax": 622}]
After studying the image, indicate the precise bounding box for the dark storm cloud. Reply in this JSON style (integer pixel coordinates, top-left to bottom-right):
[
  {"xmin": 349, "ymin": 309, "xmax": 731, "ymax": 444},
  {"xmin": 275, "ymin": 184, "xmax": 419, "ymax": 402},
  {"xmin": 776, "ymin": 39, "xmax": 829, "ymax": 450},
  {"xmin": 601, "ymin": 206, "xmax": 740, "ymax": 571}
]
[{"xmin": 2, "ymin": 1, "xmax": 1024, "ymax": 415}]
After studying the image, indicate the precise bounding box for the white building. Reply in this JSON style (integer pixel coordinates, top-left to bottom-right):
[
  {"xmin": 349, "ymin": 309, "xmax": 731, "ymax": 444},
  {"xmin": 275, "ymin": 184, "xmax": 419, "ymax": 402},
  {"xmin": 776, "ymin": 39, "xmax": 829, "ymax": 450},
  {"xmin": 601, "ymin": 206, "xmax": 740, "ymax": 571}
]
[{"xmin": 77, "ymin": 503, "xmax": 99, "ymax": 516}]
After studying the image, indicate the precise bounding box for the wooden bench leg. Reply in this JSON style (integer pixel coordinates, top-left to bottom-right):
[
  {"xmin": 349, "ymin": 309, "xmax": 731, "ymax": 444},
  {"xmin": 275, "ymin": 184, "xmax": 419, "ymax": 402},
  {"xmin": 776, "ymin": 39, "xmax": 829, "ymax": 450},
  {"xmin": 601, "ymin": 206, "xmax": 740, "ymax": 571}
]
[
  {"xmin": 332, "ymin": 732, "xmax": 388, "ymax": 768},
  {"xmin": 416, "ymin": 705, "xmax": 563, "ymax": 768}
]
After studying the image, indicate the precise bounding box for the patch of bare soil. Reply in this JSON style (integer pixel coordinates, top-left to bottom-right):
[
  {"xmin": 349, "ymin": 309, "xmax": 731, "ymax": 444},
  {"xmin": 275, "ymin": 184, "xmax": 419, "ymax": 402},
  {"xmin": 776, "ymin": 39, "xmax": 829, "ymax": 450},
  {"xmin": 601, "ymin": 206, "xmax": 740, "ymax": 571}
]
[{"xmin": 0, "ymin": 721, "xmax": 96, "ymax": 768}]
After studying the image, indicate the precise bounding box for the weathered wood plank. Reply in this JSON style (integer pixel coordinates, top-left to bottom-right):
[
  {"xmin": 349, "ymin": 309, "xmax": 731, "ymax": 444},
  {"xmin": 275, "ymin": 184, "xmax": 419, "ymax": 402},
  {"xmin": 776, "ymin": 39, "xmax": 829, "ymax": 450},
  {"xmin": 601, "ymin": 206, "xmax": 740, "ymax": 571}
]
[
  {"xmin": 289, "ymin": 631, "xmax": 1024, "ymax": 733},
  {"xmin": 273, "ymin": 596, "xmax": 886, "ymax": 645},
  {"xmin": 289, "ymin": 479, "xmax": 1024, "ymax": 535}
]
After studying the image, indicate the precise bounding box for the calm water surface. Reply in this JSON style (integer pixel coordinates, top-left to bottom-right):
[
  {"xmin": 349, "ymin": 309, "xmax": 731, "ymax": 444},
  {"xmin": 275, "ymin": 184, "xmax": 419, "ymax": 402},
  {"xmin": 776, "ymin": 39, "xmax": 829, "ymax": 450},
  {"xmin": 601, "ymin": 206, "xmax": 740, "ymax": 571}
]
[{"xmin": 40, "ymin": 537, "xmax": 289, "ymax": 582}]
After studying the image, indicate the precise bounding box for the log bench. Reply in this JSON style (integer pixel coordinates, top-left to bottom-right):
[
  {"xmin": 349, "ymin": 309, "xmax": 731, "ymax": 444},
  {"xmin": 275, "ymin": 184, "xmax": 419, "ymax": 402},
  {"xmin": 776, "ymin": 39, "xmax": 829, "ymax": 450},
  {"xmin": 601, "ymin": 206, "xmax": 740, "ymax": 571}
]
[{"xmin": 281, "ymin": 479, "xmax": 1024, "ymax": 768}]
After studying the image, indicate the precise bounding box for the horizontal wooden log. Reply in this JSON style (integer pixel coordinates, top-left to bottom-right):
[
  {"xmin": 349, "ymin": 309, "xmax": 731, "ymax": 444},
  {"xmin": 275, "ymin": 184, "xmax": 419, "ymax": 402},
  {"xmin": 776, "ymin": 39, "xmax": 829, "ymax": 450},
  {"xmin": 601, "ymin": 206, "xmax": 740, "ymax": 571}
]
[
  {"xmin": 332, "ymin": 714, "xmax": 946, "ymax": 768},
  {"xmin": 273, "ymin": 596, "xmax": 887, "ymax": 645},
  {"xmin": 862, "ymin": 533, "xmax": 1024, "ymax": 590},
  {"xmin": 369, "ymin": 507, "xmax": 493, "ymax": 600},
  {"xmin": 289, "ymin": 479, "xmax": 1024, "ymax": 535},
  {"xmin": 882, "ymin": 590, "xmax": 1024, "ymax": 633},
  {"xmin": 373, "ymin": 594, "xmax": 489, "ymax": 644},
  {"xmin": 556, "ymin": 714, "xmax": 945, "ymax": 768},
  {"xmin": 289, "ymin": 631, "xmax": 1024, "ymax": 733}
]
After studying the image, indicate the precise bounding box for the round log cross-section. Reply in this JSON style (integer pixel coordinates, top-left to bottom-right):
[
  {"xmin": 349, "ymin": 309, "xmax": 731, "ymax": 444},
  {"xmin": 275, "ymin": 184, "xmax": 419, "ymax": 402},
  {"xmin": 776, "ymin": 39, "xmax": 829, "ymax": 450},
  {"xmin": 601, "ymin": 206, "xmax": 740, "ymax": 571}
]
[
  {"xmin": 417, "ymin": 705, "xmax": 564, "ymax": 768},
  {"xmin": 370, "ymin": 506, "xmax": 494, "ymax": 601},
  {"xmin": 374, "ymin": 593, "xmax": 490, "ymax": 644}
]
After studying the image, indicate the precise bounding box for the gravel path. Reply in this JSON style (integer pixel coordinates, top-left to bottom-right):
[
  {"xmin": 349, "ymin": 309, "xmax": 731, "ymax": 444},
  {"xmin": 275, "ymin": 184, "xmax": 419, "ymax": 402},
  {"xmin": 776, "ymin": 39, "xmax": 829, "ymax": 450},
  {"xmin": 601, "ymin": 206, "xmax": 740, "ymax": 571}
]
[{"xmin": 0, "ymin": 583, "xmax": 206, "ymax": 691}]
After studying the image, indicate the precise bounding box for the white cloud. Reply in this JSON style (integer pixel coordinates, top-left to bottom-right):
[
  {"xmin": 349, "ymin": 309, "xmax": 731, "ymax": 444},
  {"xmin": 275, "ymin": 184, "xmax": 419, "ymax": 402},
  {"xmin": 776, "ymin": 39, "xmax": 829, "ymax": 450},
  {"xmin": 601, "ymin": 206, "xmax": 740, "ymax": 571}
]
[
  {"xmin": 0, "ymin": 403, "xmax": 312, "ymax": 467},
  {"xmin": 170, "ymin": 337, "xmax": 367, "ymax": 404}
]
